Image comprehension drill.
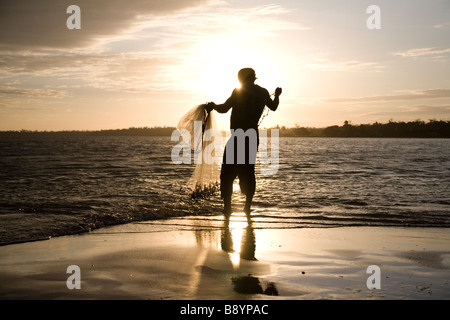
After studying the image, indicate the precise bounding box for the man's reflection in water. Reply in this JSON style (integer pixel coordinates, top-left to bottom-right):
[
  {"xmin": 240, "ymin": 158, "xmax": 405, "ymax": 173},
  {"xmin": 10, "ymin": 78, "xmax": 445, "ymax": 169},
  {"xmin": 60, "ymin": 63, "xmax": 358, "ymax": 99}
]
[
  {"xmin": 240, "ymin": 219, "xmax": 256, "ymax": 260},
  {"xmin": 221, "ymin": 215, "xmax": 256, "ymax": 261},
  {"xmin": 221, "ymin": 218, "xmax": 233, "ymax": 253},
  {"xmin": 220, "ymin": 215, "xmax": 278, "ymax": 295}
]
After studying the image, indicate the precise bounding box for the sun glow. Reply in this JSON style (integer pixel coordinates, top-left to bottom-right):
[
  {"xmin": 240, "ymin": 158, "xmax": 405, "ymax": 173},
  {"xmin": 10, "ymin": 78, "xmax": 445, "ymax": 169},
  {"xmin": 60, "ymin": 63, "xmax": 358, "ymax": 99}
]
[{"xmin": 192, "ymin": 40, "xmax": 283, "ymax": 102}]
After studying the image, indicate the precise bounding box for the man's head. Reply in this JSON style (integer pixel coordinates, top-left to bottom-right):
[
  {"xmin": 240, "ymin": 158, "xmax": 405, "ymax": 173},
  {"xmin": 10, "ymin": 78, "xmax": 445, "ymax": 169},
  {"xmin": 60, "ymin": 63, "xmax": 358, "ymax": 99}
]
[{"xmin": 238, "ymin": 68, "xmax": 257, "ymax": 85}]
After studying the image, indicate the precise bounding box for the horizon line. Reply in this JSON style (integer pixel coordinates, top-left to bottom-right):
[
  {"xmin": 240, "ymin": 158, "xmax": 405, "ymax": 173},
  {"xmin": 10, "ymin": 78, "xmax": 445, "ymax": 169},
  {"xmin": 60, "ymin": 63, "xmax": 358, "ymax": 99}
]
[{"xmin": 1, "ymin": 118, "xmax": 449, "ymax": 133}]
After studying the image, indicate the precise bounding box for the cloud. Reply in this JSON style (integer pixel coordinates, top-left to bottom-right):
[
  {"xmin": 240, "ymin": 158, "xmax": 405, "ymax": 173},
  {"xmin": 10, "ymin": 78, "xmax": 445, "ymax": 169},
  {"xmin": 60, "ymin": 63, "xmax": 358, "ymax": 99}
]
[
  {"xmin": 307, "ymin": 58, "xmax": 383, "ymax": 72},
  {"xmin": 408, "ymin": 104, "xmax": 450, "ymax": 113},
  {"xmin": 433, "ymin": 21, "xmax": 450, "ymax": 29},
  {"xmin": 393, "ymin": 47, "xmax": 450, "ymax": 57},
  {"xmin": 129, "ymin": 2, "xmax": 308, "ymax": 56},
  {"xmin": 0, "ymin": 0, "xmax": 206, "ymax": 50},
  {"xmin": 324, "ymin": 89, "xmax": 450, "ymax": 104},
  {"xmin": 168, "ymin": 3, "xmax": 308, "ymax": 37},
  {"xmin": 0, "ymin": 2, "xmax": 305, "ymax": 94},
  {"xmin": 0, "ymin": 1, "xmax": 304, "ymax": 52},
  {"xmin": 0, "ymin": 51, "xmax": 177, "ymax": 92},
  {"xmin": 353, "ymin": 104, "xmax": 450, "ymax": 122},
  {"xmin": 0, "ymin": 86, "xmax": 69, "ymax": 98}
]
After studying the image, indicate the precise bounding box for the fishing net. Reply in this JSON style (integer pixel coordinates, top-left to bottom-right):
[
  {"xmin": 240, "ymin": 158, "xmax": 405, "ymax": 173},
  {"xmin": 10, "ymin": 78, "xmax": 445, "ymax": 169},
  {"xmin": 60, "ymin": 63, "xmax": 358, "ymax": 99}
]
[{"xmin": 177, "ymin": 104, "xmax": 222, "ymax": 198}]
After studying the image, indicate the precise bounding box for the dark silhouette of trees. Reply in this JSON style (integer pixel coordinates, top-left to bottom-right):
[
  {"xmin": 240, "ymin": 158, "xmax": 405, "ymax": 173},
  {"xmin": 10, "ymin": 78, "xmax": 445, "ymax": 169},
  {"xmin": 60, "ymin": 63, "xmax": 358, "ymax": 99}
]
[
  {"xmin": 0, "ymin": 126, "xmax": 176, "ymax": 137},
  {"xmin": 271, "ymin": 120, "xmax": 450, "ymax": 138},
  {"xmin": 89, "ymin": 126, "xmax": 175, "ymax": 136},
  {"xmin": 321, "ymin": 120, "xmax": 450, "ymax": 138},
  {"xmin": 2, "ymin": 120, "xmax": 449, "ymax": 138}
]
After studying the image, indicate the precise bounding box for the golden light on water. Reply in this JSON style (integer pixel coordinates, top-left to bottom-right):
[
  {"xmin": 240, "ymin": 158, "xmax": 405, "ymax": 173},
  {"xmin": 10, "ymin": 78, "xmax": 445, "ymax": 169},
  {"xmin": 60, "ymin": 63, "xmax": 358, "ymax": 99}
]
[
  {"xmin": 227, "ymin": 213, "xmax": 250, "ymax": 269},
  {"xmin": 232, "ymin": 181, "xmax": 241, "ymax": 193}
]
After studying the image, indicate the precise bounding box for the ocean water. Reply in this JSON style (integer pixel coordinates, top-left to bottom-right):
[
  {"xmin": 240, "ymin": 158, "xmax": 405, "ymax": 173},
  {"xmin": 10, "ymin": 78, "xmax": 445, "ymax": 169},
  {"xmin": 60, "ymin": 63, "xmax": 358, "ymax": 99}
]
[{"xmin": 0, "ymin": 136, "xmax": 449, "ymax": 245}]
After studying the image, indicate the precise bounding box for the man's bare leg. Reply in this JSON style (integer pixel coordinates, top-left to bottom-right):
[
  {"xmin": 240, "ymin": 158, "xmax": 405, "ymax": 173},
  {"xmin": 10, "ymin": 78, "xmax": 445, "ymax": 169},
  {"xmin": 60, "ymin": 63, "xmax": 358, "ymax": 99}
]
[
  {"xmin": 223, "ymin": 195, "xmax": 232, "ymax": 217},
  {"xmin": 244, "ymin": 194, "xmax": 253, "ymax": 215}
]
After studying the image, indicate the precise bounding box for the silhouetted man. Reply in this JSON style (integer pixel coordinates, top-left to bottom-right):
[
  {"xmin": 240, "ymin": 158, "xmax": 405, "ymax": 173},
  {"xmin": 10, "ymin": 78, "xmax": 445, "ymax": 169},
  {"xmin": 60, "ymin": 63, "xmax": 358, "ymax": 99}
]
[{"xmin": 206, "ymin": 68, "xmax": 282, "ymax": 216}]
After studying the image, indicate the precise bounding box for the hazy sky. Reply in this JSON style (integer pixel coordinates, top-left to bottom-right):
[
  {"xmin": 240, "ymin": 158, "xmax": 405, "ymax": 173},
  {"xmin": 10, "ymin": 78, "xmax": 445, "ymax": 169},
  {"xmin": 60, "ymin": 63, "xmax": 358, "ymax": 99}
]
[{"xmin": 1, "ymin": 0, "xmax": 449, "ymax": 130}]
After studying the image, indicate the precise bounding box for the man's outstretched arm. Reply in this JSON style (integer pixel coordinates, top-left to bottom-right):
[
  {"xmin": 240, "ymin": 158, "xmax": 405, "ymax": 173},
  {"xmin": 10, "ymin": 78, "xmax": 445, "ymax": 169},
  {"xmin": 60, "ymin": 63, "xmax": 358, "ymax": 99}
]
[
  {"xmin": 206, "ymin": 95, "xmax": 233, "ymax": 113},
  {"xmin": 209, "ymin": 102, "xmax": 232, "ymax": 113},
  {"xmin": 266, "ymin": 87, "xmax": 282, "ymax": 111}
]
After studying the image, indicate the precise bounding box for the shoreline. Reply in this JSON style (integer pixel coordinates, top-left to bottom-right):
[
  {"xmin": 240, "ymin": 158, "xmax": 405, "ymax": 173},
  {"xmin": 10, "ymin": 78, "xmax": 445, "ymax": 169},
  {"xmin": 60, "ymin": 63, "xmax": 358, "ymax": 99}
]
[
  {"xmin": 1, "ymin": 216, "xmax": 449, "ymax": 300},
  {"xmin": 2, "ymin": 212, "xmax": 449, "ymax": 247}
]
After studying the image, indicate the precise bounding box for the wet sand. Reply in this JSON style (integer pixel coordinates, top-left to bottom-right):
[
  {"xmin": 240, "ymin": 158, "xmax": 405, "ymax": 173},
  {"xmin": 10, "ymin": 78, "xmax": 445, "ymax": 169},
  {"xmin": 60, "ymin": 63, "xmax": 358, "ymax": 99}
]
[{"xmin": 0, "ymin": 214, "xmax": 449, "ymax": 300}]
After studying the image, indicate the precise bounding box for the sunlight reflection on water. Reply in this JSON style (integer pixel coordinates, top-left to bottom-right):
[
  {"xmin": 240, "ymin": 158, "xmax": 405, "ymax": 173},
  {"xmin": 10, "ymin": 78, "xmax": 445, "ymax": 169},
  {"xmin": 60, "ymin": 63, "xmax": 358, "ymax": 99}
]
[{"xmin": 1, "ymin": 136, "xmax": 449, "ymax": 245}]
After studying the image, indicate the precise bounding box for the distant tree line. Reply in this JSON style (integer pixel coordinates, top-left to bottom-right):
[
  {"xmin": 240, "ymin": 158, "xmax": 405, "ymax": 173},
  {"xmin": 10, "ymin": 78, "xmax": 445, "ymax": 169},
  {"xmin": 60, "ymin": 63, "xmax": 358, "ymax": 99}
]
[
  {"xmin": 271, "ymin": 120, "xmax": 450, "ymax": 138},
  {"xmin": 0, "ymin": 126, "xmax": 176, "ymax": 137},
  {"xmin": 1, "ymin": 120, "xmax": 450, "ymax": 138},
  {"xmin": 88, "ymin": 126, "xmax": 176, "ymax": 136}
]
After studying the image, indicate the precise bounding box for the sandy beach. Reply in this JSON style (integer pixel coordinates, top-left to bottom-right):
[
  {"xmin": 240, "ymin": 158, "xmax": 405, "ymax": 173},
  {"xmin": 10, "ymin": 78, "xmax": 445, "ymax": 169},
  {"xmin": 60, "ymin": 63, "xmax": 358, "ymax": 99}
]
[{"xmin": 0, "ymin": 213, "xmax": 449, "ymax": 301}]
